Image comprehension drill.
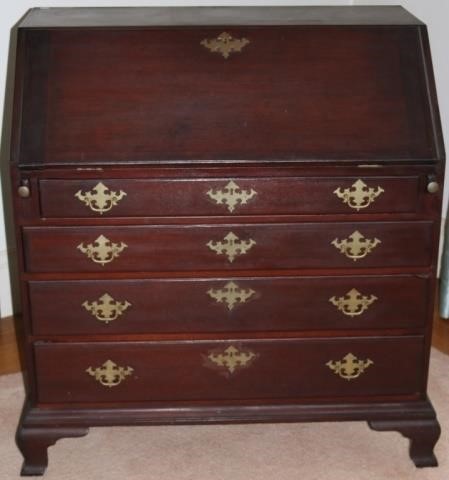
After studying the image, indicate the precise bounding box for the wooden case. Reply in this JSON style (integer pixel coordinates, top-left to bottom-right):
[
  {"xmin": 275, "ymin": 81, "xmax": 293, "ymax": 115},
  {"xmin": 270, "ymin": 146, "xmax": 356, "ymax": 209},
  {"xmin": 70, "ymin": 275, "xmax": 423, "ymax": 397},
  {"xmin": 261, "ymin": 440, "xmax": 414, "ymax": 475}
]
[{"xmin": 7, "ymin": 6, "xmax": 445, "ymax": 475}]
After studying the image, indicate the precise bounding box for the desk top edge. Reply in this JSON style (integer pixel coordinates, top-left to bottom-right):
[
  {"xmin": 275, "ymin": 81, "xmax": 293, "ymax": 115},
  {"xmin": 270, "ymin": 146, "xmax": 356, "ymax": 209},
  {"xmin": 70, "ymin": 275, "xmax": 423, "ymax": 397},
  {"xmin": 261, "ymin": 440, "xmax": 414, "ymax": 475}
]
[{"xmin": 17, "ymin": 6, "xmax": 424, "ymax": 29}]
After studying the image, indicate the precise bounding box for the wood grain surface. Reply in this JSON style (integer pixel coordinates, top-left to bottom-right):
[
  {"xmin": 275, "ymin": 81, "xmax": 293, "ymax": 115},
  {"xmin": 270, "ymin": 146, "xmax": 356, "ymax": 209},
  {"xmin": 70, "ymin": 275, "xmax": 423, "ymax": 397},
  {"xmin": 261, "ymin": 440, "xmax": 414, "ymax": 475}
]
[
  {"xmin": 34, "ymin": 336, "xmax": 425, "ymax": 404},
  {"xmin": 18, "ymin": 26, "xmax": 436, "ymax": 165},
  {"xmin": 28, "ymin": 275, "xmax": 430, "ymax": 335}
]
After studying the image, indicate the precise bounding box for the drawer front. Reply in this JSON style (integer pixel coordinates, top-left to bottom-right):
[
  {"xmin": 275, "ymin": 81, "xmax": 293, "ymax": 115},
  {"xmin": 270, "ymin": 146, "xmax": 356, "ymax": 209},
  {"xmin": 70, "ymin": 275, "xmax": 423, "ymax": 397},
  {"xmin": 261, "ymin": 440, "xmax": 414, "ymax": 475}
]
[
  {"xmin": 39, "ymin": 176, "xmax": 420, "ymax": 217},
  {"xmin": 29, "ymin": 275, "xmax": 429, "ymax": 335},
  {"xmin": 34, "ymin": 337, "xmax": 424, "ymax": 404},
  {"xmin": 23, "ymin": 222, "xmax": 433, "ymax": 273}
]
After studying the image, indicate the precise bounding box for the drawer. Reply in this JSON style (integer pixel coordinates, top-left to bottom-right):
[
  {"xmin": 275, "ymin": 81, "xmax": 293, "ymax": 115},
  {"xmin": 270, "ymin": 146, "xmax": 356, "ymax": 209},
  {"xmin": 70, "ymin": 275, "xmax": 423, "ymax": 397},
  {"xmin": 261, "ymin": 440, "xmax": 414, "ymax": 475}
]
[
  {"xmin": 28, "ymin": 275, "xmax": 430, "ymax": 335},
  {"xmin": 23, "ymin": 222, "xmax": 433, "ymax": 272},
  {"xmin": 34, "ymin": 336, "xmax": 425, "ymax": 404},
  {"xmin": 38, "ymin": 176, "xmax": 421, "ymax": 217}
]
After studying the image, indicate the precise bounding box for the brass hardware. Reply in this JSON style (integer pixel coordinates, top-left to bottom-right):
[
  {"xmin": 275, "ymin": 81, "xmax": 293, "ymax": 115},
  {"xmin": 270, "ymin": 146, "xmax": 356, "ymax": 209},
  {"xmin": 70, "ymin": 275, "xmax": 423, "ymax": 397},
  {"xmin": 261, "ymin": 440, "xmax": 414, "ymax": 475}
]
[
  {"xmin": 326, "ymin": 353, "xmax": 373, "ymax": 381},
  {"xmin": 334, "ymin": 179, "xmax": 384, "ymax": 210},
  {"xmin": 18, "ymin": 185, "xmax": 31, "ymax": 198},
  {"xmin": 76, "ymin": 167, "xmax": 104, "ymax": 171},
  {"xmin": 77, "ymin": 235, "xmax": 127, "ymax": 266},
  {"xmin": 332, "ymin": 230, "xmax": 381, "ymax": 261},
  {"xmin": 207, "ymin": 231, "xmax": 256, "ymax": 263},
  {"xmin": 329, "ymin": 288, "xmax": 377, "ymax": 317},
  {"xmin": 201, "ymin": 32, "xmax": 250, "ymax": 59},
  {"xmin": 205, "ymin": 345, "xmax": 257, "ymax": 375},
  {"xmin": 427, "ymin": 181, "xmax": 439, "ymax": 194},
  {"xmin": 75, "ymin": 182, "xmax": 126, "ymax": 214},
  {"xmin": 207, "ymin": 281, "xmax": 256, "ymax": 310},
  {"xmin": 86, "ymin": 359, "xmax": 134, "ymax": 387},
  {"xmin": 207, "ymin": 180, "xmax": 257, "ymax": 213},
  {"xmin": 82, "ymin": 293, "xmax": 131, "ymax": 324}
]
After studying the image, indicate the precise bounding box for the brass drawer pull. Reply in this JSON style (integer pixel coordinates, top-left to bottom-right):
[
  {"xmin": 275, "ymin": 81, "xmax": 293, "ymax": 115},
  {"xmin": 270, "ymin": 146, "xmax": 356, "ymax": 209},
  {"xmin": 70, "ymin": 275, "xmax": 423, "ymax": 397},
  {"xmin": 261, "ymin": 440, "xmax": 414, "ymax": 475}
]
[
  {"xmin": 334, "ymin": 179, "xmax": 384, "ymax": 210},
  {"xmin": 18, "ymin": 185, "xmax": 31, "ymax": 198},
  {"xmin": 427, "ymin": 181, "xmax": 439, "ymax": 194},
  {"xmin": 207, "ymin": 180, "xmax": 257, "ymax": 212},
  {"xmin": 329, "ymin": 288, "xmax": 377, "ymax": 317},
  {"xmin": 332, "ymin": 230, "xmax": 380, "ymax": 261},
  {"xmin": 207, "ymin": 281, "xmax": 256, "ymax": 311},
  {"xmin": 82, "ymin": 293, "xmax": 131, "ymax": 324},
  {"xmin": 201, "ymin": 32, "xmax": 250, "ymax": 59},
  {"xmin": 326, "ymin": 353, "xmax": 373, "ymax": 381},
  {"xmin": 207, "ymin": 231, "xmax": 256, "ymax": 263},
  {"xmin": 75, "ymin": 182, "xmax": 126, "ymax": 214},
  {"xmin": 86, "ymin": 359, "xmax": 134, "ymax": 387},
  {"xmin": 204, "ymin": 345, "xmax": 257, "ymax": 376},
  {"xmin": 77, "ymin": 234, "xmax": 127, "ymax": 266}
]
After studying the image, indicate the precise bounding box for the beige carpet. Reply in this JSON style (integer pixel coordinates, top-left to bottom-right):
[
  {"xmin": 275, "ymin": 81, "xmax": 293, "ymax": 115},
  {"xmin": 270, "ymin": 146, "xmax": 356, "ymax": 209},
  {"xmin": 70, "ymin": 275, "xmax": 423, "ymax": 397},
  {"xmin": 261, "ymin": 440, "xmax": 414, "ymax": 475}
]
[{"xmin": 1, "ymin": 349, "xmax": 448, "ymax": 480}]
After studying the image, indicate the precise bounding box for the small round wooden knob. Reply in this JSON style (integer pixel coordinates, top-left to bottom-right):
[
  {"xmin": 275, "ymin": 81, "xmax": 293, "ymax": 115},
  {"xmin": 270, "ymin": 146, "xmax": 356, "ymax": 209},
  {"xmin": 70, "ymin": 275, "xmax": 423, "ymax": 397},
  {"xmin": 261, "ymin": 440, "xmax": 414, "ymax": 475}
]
[
  {"xmin": 18, "ymin": 185, "xmax": 30, "ymax": 198},
  {"xmin": 427, "ymin": 181, "xmax": 439, "ymax": 194}
]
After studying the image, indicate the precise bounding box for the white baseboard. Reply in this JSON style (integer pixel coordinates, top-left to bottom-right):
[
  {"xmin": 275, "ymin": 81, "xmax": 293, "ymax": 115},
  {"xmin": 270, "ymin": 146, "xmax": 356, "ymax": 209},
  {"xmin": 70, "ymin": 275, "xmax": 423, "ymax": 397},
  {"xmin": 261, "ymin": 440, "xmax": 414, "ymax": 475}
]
[{"xmin": 0, "ymin": 248, "xmax": 14, "ymax": 319}]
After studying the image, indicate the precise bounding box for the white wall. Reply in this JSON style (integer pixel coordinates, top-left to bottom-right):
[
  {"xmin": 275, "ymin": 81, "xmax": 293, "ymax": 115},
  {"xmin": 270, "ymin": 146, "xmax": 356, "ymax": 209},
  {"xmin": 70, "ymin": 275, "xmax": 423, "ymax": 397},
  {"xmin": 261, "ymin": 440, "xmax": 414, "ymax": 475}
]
[{"xmin": 1, "ymin": 0, "xmax": 447, "ymax": 317}]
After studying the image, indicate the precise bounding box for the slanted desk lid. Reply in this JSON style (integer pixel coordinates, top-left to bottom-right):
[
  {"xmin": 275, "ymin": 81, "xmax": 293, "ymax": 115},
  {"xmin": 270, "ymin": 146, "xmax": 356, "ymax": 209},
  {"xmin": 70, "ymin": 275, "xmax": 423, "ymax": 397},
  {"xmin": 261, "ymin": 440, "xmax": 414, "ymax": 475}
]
[{"xmin": 13, "ymin": 8, "xmax": 443, "ymax": 166}]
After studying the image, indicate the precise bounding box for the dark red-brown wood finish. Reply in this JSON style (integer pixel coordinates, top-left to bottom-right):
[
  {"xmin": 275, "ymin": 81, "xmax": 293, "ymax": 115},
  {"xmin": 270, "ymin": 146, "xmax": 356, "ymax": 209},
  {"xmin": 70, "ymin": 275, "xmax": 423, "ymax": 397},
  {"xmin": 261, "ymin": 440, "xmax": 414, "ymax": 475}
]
[
  {"xmin": 28, "ymin": 275, "xmax": 430, "ymax": 335},
  {"xmin": 34, "ymin": 337, "xmax": 425, "ymax": 403},
  {"xmin": 18, "ymin": 27, "xmax": 435, "ymax": 165},
  {"xmin": 39, "ymin": 176, "xmax": 422, "ymax": 217},
  {"xmin": 7, "ymin": 6, "xmax": 445, "ymax": 476},
  {"xmin": 22, "ymin": 222, "xmax": 435, "ymax": 272}
]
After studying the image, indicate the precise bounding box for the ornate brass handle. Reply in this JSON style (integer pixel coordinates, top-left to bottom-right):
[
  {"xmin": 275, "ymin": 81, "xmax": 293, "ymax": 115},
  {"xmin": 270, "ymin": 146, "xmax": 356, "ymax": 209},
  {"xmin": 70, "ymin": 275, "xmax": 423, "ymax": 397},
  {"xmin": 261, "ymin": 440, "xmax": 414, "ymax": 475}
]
[
  {"xmin": 201, "ymin": 32, "xmax": 250, "ymax": 59},
  {"xmin": 82, "ymin": 293, "xmax": 131, "ymax": 324},
  {"xmin": 207, "ymin": 180, "xmax": 257, "ymax": 213},
  {"xmin": 204, "ymin": 345, "xmax": 257, "ymax": 376},
  {"xmin": 207, "ymin": 231, "xmax": 256, "ymax": 263},
  {"xmin": 86, "ymin": 360, "xmax": 134, "ymax": 387},
  {"xmin": 326, "ymin": 353, "xmax": 373, "ymax": 381},
  {"xmin": 334, "ymin": 179, "xmax": 384, "ymax": 210},
  {"xmin": 75, "ymin": 182, "xmax": 126, "ymax": 214},
  {"xmin": 207, "ymin": 281, "xmax": 256, "ymax": 311},
  {"xmin": 332, "ymin": 230, "xmax": 380, "ymax": 261},
  {"xmin": 329, "ymin": 288, "xmax": 377, "ymax": 317},
  {"xmin": 77, "ymin": 234, "xmax": 127, "ymax": 266}
]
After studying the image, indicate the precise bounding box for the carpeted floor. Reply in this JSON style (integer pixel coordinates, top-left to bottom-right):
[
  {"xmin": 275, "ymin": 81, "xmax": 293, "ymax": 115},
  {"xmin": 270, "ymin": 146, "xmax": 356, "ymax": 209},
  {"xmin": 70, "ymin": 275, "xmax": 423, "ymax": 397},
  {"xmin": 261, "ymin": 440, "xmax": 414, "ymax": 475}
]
[{"xmin": 1, "ymin": 349, "xmax": 448, "ymax": 480}]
